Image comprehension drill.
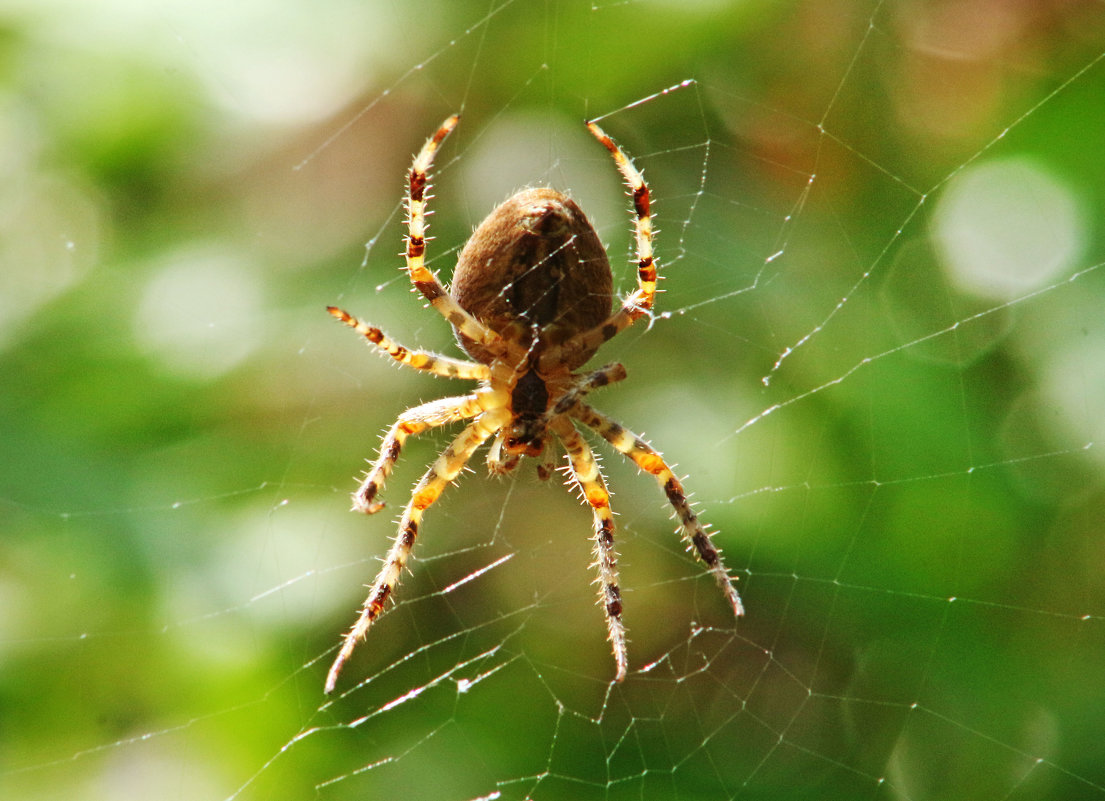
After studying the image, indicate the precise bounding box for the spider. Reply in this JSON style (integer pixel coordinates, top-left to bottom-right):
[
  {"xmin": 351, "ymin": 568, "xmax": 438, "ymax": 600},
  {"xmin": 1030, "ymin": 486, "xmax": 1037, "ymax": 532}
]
[{"xmin": 324, "ymin": 114, "xmax": 743, "ymax": 694}]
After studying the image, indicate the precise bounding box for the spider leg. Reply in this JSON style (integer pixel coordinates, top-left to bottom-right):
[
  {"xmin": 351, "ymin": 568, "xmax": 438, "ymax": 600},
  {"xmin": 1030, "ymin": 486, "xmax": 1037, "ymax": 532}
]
[
  {"xmin": 549, "ymin": 362, "xmax": 627, "ymax": 418},
  {"xmin": 549, "ymin": 416, "xmax": 628, "ymax": 683},
  {"xmin": 326, "ymin": 410, "xmax": 505, "ymax": 694},
  {"xmin": 540, "ymin": 122, "xmax": 656, "ymax": 372},
  {"xmin": 404, "ymin": 115, "xmax": 502, "ymax": 353},
  {"xmin": 352, "ymin": 394, "xmax": 484, "ymax": 514},
  {"xmin": 572, "ymin": 403, "xmax": 745, "ymax": 618},
  {"xmin": 328, "ymin": 306, "xmax": 490, "ymax": 381}
]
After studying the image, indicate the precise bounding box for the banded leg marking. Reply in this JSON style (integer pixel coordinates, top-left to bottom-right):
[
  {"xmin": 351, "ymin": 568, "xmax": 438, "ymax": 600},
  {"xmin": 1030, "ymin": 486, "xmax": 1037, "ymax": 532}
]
[
  {"xmin": 573, "ymin": 403, "xmax": 745, "ymax": 618},
  {"xmin": 352, "ymin": 395, "xmax": 483, "ymax": 514},
  {"xmin": 550, "ymin": 416, "xmax": 628, "ymax": 682},
  {"xmin": 551, "ymin": 121, "xmax": 657, "ymax": 367},
  {"xmin": 585, "ymin": 120, "xmax": 656, "ymax": 315},
  {"xmin": 326, "ymin": 413, "xmax": 501, "ymax": 694},
  {"xmin": 328, "ymin": 306, "xmax": 489, "ymax": 381},
  {"xmin": 548, "ymin": 362, "xmax": 628, "ymax": 417},
  {"xmin": 404, "ymin": 115, "xmax": 502, "ymax": 351}
]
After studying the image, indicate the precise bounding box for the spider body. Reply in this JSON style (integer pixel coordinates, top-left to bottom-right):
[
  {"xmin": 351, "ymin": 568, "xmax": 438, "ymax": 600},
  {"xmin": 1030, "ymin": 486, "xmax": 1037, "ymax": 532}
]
[
  {"xmin": 452, "ymin": 187, "xmax": 614, "ymax": 460},
  {"xmin": 324, "ymin": 115, "xmax": 743, "ymax": 694}
]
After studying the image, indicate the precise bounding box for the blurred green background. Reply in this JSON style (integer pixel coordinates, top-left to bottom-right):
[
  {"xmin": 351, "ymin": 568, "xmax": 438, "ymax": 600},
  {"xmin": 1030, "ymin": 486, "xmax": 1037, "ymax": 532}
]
[{"xmin": 3, "ymin": 1, "xmax": 1105, "ymax": 799}]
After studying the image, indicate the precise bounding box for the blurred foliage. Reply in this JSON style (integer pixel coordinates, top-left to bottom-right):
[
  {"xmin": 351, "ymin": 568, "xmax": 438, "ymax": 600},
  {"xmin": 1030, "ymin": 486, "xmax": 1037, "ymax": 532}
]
[{"xmin": 3, "ymin": 1, "xmax": 1105, "ymax": 799}]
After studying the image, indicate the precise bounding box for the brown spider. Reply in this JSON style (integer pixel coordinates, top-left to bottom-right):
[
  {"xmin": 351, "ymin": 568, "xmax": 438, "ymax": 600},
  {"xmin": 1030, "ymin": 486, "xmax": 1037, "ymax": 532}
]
[{"xmin": 324, "ymin": 114, "xmax": 743, "ymax": 694}]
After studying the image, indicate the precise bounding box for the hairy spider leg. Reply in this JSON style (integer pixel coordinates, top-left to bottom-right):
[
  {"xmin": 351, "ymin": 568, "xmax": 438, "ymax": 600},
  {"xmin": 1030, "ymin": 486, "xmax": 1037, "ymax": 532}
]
[
  {"xmin": 326, "ymin": 306, "xmax": 490, "ymax": 513},
  {"xmin": 325, "ymin": 409, "xmax": 507, "ymax": 694},
  {"xmin": 328, "ymin": 306, "xmax": 490, "ymax": 381},
  {"xmin": 404, "ymin": 115, "xmax": 503, "ymax": 352},
  {"xmin": 549, "ymin": 362, "xmax": 628, "ymax": 418},
  {"xmin": 349, "ymin": 394, "xmax": 485, "ymax": 514},
  {"xmin": 572, "ymin": 403, "xmax": 745, "ymax": 618},
  {"xmin": 550, "ymin": 416, "xmax": 628, "ymax": 682},
  {"xmin": 542, "ymin": 121, "xmax": 657, "ymax": 373}
]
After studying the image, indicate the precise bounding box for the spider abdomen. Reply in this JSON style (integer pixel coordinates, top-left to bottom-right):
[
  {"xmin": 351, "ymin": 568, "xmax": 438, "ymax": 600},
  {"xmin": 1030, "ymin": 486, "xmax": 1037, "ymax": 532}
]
[{"xmin": 451, "ymin": 187, "xmax": 613, "ymax": 367}]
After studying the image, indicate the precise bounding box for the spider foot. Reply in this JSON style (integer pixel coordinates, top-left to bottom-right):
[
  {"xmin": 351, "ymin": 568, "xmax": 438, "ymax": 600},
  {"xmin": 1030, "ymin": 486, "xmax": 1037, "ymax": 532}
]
[
  {"xmin": 352, "ymin": 496, "xmax": 386, "ymax": 515},
  {"xmin": 324, "ymin": 644, "xmax": 352, "ymax": 695},
  {"xmin": 352, "ymin": 477, "xmax": 388, "ymax": 514},
  {"xmin": 721, "ymin": 575, "xmax": 746, "ymax": 618}
]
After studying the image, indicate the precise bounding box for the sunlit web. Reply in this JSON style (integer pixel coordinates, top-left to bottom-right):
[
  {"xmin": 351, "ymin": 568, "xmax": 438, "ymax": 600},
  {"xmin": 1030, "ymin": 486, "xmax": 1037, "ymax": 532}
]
[{"xmin": 4, "ymin": 2, "xmax": 1105, "ymax": 800}]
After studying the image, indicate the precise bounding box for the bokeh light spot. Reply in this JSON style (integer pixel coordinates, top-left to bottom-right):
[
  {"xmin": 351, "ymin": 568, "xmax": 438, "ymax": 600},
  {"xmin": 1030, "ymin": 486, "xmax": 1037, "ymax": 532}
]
[{"xmin": 932, "ymin": 158, "xmax": 1085, "ymax": 301}]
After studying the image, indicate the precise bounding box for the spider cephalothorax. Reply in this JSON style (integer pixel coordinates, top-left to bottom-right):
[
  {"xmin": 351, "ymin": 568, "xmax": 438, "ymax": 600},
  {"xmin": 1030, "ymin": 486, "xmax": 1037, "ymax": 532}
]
[{"xmin": 324, "ymin": 115, "xmax": 743, "ymax": 694}]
